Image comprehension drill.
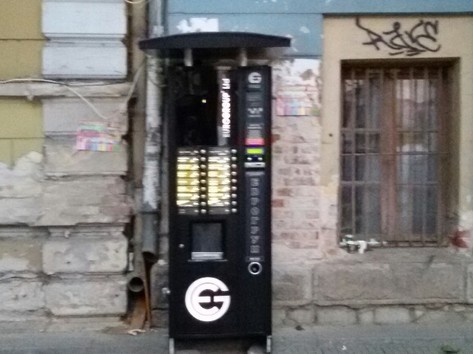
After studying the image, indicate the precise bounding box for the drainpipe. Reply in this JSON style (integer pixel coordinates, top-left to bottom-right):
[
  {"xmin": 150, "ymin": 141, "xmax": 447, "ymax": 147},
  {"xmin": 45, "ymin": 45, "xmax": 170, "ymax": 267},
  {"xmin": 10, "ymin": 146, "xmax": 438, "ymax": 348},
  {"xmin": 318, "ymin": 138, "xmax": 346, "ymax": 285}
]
[
  {"xmin": 127, "ymin": 0, "xmax": 163, "ymax": 284},
  {"xmin": 127, "ymin": 0, "xmax": 164, "ymax": 325},
  {"xmin": 141, "ymin": 64, "xmax": 160, "ymax": 261},
  {"xmin": 141, "ymin": 0, "xmax": 164, "ymax": 262}
]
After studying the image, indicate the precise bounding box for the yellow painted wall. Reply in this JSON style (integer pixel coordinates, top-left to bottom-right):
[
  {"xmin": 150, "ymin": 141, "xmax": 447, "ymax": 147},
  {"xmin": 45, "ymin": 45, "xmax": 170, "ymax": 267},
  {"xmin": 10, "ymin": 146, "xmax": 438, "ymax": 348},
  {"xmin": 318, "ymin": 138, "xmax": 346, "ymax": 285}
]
[
  {"xmin": 0, "ymin": 99, "xmax": 43, "ymax": 167},
  {"xmin": 322, "ymin": 16, "xmax": 473, "ymax": 230},
  {"xmin": 0, "ymin": 0, "xmax": 44, "ymax": 167},
  {"xmin": 0, "ymin": 0, "xmax": 42, "ymax": 39},
  {"xmin": 0, "ymin": 0, "xmax": 43, "ymax": 78},
  {"xmin": 0, "ymin": 41, "xmax": 43, "ymax": 79}
]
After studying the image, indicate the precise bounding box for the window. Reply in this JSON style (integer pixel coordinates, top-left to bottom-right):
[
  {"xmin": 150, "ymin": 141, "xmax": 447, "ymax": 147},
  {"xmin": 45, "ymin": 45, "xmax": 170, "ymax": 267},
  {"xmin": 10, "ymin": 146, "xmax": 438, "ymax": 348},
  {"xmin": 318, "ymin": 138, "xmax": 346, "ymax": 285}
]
[{"xmin": 340, "ymin": 63, "xmax": 453, "ymax": 246}]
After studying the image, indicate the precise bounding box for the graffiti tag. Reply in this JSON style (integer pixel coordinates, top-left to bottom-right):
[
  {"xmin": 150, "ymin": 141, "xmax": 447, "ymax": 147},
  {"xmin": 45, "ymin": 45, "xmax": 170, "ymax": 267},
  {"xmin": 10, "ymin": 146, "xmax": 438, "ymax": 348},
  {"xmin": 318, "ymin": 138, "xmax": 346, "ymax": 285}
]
[{"xmin": 355, "ymin": 18, "xmax": 441, "ymax": 56}]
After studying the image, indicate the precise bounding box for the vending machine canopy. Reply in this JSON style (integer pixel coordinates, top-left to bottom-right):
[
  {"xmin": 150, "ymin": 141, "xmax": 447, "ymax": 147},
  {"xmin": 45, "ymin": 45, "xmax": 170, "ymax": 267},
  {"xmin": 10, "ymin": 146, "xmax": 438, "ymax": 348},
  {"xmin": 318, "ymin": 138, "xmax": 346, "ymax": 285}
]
[{"xmin": 139, "ymin": 31, "xmax": 291, "ymax": 64}]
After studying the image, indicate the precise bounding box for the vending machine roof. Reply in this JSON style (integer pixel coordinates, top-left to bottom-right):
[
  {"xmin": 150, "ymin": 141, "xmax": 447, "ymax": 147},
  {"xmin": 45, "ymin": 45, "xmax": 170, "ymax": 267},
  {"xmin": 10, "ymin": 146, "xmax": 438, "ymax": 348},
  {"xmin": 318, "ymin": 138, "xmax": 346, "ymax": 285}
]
[{"xmin": 139, "ymin": 31, "xmax": 291, "ymax": 63}]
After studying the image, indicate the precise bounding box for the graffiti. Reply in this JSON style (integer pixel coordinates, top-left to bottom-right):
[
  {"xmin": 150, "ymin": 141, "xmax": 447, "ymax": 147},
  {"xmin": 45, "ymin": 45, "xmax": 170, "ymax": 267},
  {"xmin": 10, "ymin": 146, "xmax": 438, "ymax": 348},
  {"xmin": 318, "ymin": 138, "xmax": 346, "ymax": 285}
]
[{"xmin": 355, "ymin": 18, "xmax": 441, "ymax": 56}]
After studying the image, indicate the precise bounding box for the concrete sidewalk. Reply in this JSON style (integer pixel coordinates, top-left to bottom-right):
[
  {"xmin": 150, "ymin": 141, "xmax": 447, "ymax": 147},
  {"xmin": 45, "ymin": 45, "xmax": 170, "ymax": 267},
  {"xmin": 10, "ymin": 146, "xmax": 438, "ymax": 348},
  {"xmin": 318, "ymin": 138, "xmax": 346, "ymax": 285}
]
[{"xmin": 0, "ymin": 322, "xmax": 471, "ymax": 353}]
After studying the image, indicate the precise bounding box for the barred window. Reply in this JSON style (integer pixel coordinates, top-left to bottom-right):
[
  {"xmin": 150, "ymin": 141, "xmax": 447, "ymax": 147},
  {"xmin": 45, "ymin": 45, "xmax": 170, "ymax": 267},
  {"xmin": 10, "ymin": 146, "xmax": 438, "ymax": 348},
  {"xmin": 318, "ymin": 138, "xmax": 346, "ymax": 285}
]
[{"xmin": 340, "ymin": 63, "xmax": 453, "ymax": 246}]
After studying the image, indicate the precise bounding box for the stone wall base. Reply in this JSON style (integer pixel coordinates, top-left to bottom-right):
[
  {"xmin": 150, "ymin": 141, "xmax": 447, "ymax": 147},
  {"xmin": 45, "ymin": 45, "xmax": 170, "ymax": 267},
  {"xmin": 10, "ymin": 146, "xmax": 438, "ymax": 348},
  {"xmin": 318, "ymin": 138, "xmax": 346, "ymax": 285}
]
[
  {"xmin": 0, "ymin": 226, "xmax": 128, "ymax": 320},
  {"xmin": 0, "ymin": 315, "xmax": 125, "ymax": 333},
  {"xmin": 152, "ymin": 304, "xmax": 473, "ymax": 329},
  {"xmin": 274, "ymin": 304, "xmax": 473, "ymax": 327}
]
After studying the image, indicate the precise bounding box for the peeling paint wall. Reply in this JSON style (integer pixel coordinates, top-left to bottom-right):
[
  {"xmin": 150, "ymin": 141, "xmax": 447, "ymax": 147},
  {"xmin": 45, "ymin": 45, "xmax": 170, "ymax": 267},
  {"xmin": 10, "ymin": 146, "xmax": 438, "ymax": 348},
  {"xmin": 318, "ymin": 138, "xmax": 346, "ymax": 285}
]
[{"xmin": 0, "ymin": 0, "xmax": 132, "ymax": 324}]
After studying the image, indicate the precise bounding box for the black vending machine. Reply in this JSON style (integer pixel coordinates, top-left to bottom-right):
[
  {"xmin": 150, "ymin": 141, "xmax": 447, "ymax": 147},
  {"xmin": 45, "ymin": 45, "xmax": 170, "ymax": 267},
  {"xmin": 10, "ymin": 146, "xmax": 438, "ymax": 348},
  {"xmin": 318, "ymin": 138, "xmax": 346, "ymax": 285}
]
[{"xmin": 168, "ymin": 65, "xmax": 272, "ymax": 352}]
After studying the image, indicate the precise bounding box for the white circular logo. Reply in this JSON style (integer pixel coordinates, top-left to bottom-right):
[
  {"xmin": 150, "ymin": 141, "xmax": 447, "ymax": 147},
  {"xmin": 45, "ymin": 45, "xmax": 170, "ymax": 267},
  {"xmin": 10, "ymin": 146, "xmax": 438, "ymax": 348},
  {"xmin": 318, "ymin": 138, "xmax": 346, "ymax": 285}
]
[
  {"xmin": 248, "ymin": 72, "xmax": 262, "ymax": 84},
  {"xmin": 184, "ymin": 277, "xmax": 231, "ymax": 322}
]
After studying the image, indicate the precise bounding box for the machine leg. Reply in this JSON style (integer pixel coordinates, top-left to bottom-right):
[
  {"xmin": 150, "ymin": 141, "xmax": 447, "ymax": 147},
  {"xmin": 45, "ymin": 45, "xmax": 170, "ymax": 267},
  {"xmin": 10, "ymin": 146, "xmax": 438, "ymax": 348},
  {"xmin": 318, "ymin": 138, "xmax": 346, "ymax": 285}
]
[
  {"xmin": 266, "ymin": 335, "xmax": 272, "ymax": 354},
  {"xmin": 169, "ymin": 338, "xmax": 175, "ymax": 354}
]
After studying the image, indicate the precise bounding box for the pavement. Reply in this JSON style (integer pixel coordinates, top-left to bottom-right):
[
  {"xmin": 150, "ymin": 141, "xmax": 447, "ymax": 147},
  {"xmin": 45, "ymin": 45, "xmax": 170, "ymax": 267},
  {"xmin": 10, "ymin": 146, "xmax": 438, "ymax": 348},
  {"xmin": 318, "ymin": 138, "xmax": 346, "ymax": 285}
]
[{"xmin": 0, "ymin": 322, "xmax": 472, "ymax": 354}]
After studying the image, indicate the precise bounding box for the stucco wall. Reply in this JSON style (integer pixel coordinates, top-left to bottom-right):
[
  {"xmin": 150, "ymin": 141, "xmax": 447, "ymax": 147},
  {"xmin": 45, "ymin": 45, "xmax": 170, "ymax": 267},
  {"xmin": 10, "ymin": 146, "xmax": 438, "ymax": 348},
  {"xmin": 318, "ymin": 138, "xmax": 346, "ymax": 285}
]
[
  {"xmin": 273, "ymin": 15, "xmax": 473, "ymax": 327},
  {"xmin": 0, "ymin": 0, "xmax": 132, "ymax": 325},
  {"xmin": 322, "ymin": 15, "xmax": 473, "ymax": 243}
]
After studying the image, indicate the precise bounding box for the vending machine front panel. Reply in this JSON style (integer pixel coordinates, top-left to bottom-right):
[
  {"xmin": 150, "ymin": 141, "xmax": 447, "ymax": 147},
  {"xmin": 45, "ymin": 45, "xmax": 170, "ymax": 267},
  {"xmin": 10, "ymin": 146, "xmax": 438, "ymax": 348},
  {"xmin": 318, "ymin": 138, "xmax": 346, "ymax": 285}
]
[{"xmin": 168, "ymin": 66, "xmax": 272, "ymax": 343}]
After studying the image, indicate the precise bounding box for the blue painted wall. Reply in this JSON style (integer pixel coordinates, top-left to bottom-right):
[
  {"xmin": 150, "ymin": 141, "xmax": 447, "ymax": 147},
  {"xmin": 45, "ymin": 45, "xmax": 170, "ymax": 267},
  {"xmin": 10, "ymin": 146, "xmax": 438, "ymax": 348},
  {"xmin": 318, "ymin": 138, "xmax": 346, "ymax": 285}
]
[{"xmin": 166, "ymin": 0, "xmax": 473, "ymax": 56}]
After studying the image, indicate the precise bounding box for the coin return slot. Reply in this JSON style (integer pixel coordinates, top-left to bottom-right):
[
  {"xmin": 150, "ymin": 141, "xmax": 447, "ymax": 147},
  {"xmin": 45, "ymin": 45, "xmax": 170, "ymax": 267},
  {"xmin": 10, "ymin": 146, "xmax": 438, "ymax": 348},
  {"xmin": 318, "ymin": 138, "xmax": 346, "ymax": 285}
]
[{"xmin": 248, "ymin": 262, "xmax": 262, "ymax": 275}]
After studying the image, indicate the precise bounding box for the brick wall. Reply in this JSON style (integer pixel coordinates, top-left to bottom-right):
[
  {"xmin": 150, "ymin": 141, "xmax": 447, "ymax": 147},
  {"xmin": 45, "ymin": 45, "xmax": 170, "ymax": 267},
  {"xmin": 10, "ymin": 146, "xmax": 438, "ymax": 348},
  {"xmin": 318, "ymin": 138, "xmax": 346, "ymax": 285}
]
[{"xmin": 271, "ymin": 59, "xmax": 323, "ymax": 255}]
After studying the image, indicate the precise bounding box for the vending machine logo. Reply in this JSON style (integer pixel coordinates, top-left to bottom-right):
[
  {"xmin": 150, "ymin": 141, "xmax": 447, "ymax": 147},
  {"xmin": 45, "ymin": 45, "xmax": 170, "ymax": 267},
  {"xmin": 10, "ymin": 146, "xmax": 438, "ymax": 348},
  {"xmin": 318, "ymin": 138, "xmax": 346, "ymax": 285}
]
[
  {"xmin": 184, "ymin": 277, "xmax": 231, "ymax": 322},
  {"xmin": 248, "ymin": 72, "xmax": 262, "ymax": 84}
]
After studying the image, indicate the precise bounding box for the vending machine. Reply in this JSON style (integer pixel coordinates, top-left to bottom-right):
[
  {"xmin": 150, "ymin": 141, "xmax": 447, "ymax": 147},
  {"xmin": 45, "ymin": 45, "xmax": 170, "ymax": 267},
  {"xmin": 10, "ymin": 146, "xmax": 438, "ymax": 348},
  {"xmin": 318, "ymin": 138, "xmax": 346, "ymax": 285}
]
[{"xmin": 167, "ymin": 65, "xmax": 272, "ymax": 352}]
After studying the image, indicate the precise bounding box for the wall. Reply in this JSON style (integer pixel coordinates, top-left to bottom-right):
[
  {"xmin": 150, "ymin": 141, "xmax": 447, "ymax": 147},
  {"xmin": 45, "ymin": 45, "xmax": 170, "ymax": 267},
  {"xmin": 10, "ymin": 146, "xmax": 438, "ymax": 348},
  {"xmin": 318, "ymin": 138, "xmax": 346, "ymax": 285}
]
[
  {"xmin": 0, "ymin": 0, "xmax": 44, "ymax": 168},
  {"xmin": 167, "ymin": 0, "xmax": 473, "ymax": 57},
  {"xmin": 158, "ymin": 0, "xmax": 473, "ymax": 328},
  {"xmin": 0, "ymin": 0, "xmax": 133, "ymax": 327}
]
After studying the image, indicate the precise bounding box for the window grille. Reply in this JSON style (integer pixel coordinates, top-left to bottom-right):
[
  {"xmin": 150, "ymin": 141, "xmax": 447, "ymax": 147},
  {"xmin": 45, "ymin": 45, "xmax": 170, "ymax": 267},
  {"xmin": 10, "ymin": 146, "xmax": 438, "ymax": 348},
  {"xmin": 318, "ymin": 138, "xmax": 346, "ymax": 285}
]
[{"xmin": 340, "ymin": 63, "xmax": 452, "ymax": 246}]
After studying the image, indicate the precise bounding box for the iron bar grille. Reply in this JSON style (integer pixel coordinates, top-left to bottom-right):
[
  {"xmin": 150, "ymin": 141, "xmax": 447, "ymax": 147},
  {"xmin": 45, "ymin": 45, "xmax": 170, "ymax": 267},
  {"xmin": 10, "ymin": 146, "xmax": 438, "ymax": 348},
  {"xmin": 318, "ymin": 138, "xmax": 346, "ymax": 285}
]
[{"xmin": 340, "ymin": 63, "xmax": 452, "ymax": 247}]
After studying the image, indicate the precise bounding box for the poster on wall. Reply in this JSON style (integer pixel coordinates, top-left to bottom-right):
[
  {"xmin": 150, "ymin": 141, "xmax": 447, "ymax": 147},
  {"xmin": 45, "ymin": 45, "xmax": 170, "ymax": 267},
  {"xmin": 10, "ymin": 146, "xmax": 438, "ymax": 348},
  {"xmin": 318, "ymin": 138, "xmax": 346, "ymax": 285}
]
[
  {"xmin": 76, "ymin": 122, "xmax": 121, "ymax": 152},
  {"xmin": 273, "ymin": 59, "xmax": 321, "ymax": 117},
  {"xmin": 276, "ymin": 91, "xmax": 313, "ymax": 116}
]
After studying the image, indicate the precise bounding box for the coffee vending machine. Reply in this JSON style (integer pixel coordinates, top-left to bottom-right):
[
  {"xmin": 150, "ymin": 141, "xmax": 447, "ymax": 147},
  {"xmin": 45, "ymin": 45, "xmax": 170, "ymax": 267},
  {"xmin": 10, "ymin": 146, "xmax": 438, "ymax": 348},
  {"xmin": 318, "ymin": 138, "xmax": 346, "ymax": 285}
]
[
  {"xmin": 168, "ymin": 65, "xmax": 272, "ymax": 352},
  {"xmin": 139, "ymin": 32, "xmax": 290, "ymax": 354}
]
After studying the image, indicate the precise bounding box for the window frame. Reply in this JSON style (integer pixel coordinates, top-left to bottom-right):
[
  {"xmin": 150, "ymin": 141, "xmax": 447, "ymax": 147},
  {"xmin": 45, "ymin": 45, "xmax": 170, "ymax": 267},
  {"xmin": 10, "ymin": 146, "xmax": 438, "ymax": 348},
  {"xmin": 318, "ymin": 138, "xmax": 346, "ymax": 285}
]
[{"xmin": 339, "ymin": 61, "xmax": 454, "ymax": 247}]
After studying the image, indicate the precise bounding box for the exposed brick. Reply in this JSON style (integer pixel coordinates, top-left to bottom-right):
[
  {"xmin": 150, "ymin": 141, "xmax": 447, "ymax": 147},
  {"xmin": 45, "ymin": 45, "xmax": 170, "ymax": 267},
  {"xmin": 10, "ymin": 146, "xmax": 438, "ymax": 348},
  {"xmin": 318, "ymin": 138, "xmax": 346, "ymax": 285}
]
[
  {"xmin": 275, "ymin": 188, "xmax": 294, "ymax": 197},
  {"xmin": 272, "ymin": 209, "xmax": 294, "ymax": 219},
  {"xmin": 292, "ymin": 167, "xmax": 319, "ymax": 176},
  {"xmin": 276, "ymin": 167, "xmax": 292, "ymax": 176},
  {"xmin": 283, "ymin": 155, "xmax": 317, "ymax": 165},
  {"xmin": 300, "ymin": 146, "xmax": 319, "ymax": 154},
  {"xmin": 292, "ymin": 187, "xmax": 320, "ymax": 198},
  {"xmin": 276, "ymin": 231, "xmax": 320, "ymax": 248},
  {"xmin": 283, "ymin": 177, "xmax": 317, "ymax": 186},
  {"xmin": 273, "ymin": 219, "xmax": 293, "ymax": 230},
  {"xmin": 285, "ymin": 135, "xmax": 308, "ymax": 144},
  {"xmin": 272, "ymin": 145, "xmax": 283, "ymax": 154},
  {"xmin": 285, "ymin": 197, "xmax": 318, "ymax": 209}
]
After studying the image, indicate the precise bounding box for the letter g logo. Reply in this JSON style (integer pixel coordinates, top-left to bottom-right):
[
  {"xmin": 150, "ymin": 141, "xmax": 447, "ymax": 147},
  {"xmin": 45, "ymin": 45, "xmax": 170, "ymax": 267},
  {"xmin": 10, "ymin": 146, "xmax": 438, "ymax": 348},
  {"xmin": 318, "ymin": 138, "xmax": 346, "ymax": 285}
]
[{"xmin": 184, "ymin": 277, "xmax": 231, "ymax": 322}]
